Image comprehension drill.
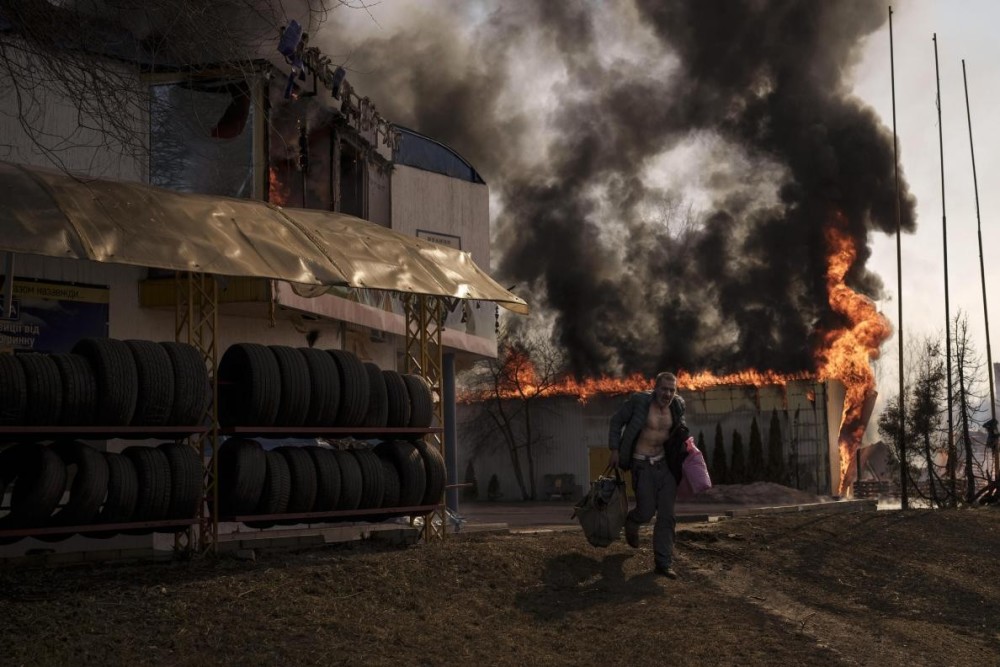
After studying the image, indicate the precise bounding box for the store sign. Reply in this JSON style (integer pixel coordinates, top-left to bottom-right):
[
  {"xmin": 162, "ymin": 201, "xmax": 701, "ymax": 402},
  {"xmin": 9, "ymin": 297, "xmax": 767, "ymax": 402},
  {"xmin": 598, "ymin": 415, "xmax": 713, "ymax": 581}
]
[
  {"xmin": 0, "ymin": 278, "xmax": 109, "ymax": 353},
  {"xmin": 416, "ymin": 230, "xmax": 461, "ymax": 250}
]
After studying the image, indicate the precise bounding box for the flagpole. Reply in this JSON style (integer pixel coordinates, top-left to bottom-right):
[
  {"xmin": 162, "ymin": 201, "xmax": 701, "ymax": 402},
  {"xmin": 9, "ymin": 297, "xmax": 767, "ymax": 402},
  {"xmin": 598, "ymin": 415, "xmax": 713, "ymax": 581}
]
[
  {"xmin": 933, "ymin": 34, "xmax": 957, "ymax": 505},
  {"xmin": 961, "ymin": 60, "xmax": 998, "ymax": 485},
  {"xmin": 890, "ymin": 6, "xmax": 908, "ymax": 509}
]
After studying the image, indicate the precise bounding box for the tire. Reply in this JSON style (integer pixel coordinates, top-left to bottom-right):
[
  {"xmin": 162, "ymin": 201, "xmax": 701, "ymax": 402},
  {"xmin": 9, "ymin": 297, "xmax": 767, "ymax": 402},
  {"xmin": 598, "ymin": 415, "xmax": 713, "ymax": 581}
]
[
  {"xmin": 298, "ymin": 348, "xmax": 340, "ymax": 426},
  {"xmin": 327, "ymin": 349, "xmax": 369, "ymax": 427},
  {"xmin": 374, "ymin": 440, "xmax": 426, "ymax": 508},
  {"xmin": 158, "ymin": 442, "xmax": 202, "ymax": 522},
  {"xmin": 246, "ymin": 450, "xmax": 290, "ymax": 529},
  {"xmin": 81, "ymin": 452, "xmax": 138, "ymax": 538},
  {"xmin": 331, "ymin": 449, "xmax": 363, "ymax": 512},
  {"xmin": 269, "ymin": 345, "xmax": 310, "ymax": 427},
  {"xmin": 412, "ymin": 439, "xmax": 446, "ymax": 506},
  {"xmin": 0, "ymin": 354, "xmax": 27, "ymax": 425},
  {"xmin": 218, "ymin": 343, "xmax": 281, "ymax": 427},
  {"xmin": 16, "ymin": 353, "xmax": 63, "ymax": 426},
  {"xmin": 0, "ymin": 443, "xmax": 67, "ymax": 529},
  {"xmin": 125, "ymin": 340, "xmax": 175, "ymax": 427},
  {"xmin": 403, "ymin": 374, "xmax": 434, "ymax": 428},
  {"xmin": 362, "ymin": 363, "xmax": 389, "ymax": 428},
  {"xmin": 72, "ymin": 338, "xmax": 139, "ymax": 426},
  {"xmin": 50, "ymin": 353, "xmax": 98, "ymax": 427},
  {"xmin": 217, "ymin": 438, "xmax": 266, "ymax": 516},
  {"xmin": 379, "ymin": 456, "xmax": 401, "ymax": 509},
  {"xmin": 276, "ymin": 446, "xmax": 317, "ymax": 519},
  {"xmin": 307, "ymin": 446, "xmax": 341, "ymax": 512},
  {"xmin": 382, "ymin": 370, "xmax": 410, "ymax": 428},
  {"xmin": 352, "ymin": 447, "xmax": 385, "ymax": 510},
  {"xmin": 47, "ymin": 441, "xmax": 109, "ymax": 527},
  {"xmin": 122, "ymin": 446, "xmax": 172, "ymax": 530},
  {"xmin": 160, "ymin": 342, "xmax": 210, "ymax": 426}
]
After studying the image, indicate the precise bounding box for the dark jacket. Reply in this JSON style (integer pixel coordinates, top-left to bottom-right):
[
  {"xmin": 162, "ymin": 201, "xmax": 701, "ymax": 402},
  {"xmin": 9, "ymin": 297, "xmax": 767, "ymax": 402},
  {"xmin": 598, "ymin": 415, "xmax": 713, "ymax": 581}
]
[{"xmin": 608, "ymin": 390, "xmax": 687, "ymax": 472}]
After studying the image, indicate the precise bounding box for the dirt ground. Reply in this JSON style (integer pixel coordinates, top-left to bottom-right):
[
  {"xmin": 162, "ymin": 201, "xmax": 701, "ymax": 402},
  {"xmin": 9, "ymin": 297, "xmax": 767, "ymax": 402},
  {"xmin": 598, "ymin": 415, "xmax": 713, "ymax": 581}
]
[{"xmin": 1, "ymin": 504, "xmax": 999, "ymax": 666}]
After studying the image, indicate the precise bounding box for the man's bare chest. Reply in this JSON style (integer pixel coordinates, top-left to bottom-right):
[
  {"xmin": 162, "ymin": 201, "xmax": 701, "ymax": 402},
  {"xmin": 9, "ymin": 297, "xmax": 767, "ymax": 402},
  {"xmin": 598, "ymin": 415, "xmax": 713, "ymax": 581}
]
[{"xmin": 644, "ymin": 403, "xmax": 673, "ymax": 432}]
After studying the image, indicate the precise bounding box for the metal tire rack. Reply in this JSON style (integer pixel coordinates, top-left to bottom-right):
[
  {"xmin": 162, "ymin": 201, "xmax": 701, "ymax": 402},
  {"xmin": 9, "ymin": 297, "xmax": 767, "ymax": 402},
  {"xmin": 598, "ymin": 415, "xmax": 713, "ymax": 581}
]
[
  {"xmin": 0, "ymin": 273, "xmax": 455, "ymax": 554},
  {"xmin": 175, "ymin": 271, "xmax": 219, "ymax": 554},
  {"xmin": 181, "ymin": 274, "xmax": 451, "ymax": 552},
  {"xmin": 0, "ymin": 272, "xmax": 219, "ymax": 549},
  {"xmin": 0, "ymin": 425, "xmax": 210, "ymax": 543},
  {"xmin": 403, "ymin": 294, "xmax": 446, "ymax": 542}
]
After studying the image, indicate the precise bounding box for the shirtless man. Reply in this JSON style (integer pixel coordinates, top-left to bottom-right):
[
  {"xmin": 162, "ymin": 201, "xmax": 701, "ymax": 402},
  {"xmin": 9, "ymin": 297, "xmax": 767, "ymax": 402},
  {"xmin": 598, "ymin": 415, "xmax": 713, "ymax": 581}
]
[{"xmin": 608, "ymin": 371, "xmax": 687, "ymax": 578}]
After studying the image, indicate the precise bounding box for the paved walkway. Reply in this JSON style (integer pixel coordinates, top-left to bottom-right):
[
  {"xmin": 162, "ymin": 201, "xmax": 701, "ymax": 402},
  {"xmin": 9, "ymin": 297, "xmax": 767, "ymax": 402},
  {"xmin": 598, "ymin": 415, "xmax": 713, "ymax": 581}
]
[{"xmin": 454, "ymin": 498, "xmax": 877, "ymax": 533}]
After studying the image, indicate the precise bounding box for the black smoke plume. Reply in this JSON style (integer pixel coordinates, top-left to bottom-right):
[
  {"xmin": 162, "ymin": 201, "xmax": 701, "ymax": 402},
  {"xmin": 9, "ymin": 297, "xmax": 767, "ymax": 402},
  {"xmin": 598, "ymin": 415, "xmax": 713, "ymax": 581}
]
[{"xmin": 327, "ymin": 0, "xmax": 917, "ymax": 378}]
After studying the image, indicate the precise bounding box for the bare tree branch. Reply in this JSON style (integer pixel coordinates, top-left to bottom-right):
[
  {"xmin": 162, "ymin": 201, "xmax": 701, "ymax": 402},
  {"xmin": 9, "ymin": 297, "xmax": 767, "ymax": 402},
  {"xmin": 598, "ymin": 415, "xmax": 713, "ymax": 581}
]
[{"xmin": 0, "ymin": 0, "xmax": 352, "ymax": 173}]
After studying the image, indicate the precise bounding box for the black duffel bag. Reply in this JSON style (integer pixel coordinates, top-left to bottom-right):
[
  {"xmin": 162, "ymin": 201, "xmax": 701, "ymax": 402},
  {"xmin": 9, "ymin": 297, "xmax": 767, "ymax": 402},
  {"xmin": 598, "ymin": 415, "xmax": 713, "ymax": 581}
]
[{"xmin": 572, "ymin": 466, "xmax": 627, "ymax": 548}]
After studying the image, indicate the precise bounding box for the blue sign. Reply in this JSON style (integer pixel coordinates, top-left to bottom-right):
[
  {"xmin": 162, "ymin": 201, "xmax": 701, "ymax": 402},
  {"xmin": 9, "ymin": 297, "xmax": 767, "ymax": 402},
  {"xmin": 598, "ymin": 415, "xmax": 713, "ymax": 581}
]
[{"xmin": 0, "ymin": 278, "xmax": 109, "ymax": 353}]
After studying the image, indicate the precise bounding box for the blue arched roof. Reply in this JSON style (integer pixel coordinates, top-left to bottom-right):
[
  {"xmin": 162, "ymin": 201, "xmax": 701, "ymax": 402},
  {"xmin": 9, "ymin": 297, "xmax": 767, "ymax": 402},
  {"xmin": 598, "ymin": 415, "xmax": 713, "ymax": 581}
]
[{"xmin": 393, "ymin": 126, "xmax": 485, "ymax": 185}]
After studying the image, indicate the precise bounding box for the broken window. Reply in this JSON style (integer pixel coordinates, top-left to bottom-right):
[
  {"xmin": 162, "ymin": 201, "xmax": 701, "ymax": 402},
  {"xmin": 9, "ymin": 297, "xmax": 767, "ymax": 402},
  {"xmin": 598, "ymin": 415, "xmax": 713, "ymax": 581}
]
[{"xmin": 149, "ymin": 79, "xmax": 254, "ymax": 198}]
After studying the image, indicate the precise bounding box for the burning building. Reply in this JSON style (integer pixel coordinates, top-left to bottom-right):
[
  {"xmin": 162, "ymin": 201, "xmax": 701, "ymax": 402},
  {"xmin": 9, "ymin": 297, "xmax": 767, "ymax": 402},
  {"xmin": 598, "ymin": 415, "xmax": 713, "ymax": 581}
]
[
  {"xmin": 142, "ymin": 42, "xmax": 501, "ymax": 365},
  {"xmin": 457, "ymin": 210, "xmax": 887, "ymax": 501},
  {"xmin": 457, "ymin": 367, "xmax": 885, "ymax": 503},
  {"xmin": 458, "ymin": 377, "xmax": 855, "ymax": 501}
]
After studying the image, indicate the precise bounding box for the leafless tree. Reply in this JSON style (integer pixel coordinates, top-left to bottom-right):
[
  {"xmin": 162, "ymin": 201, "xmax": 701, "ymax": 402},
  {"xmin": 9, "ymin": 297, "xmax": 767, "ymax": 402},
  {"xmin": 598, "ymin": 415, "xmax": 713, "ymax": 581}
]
[
  {"xmin": 879, "ymin": 318, "xmax": 994, "ymax": 508},
  {"xmin": 878, "ymin": 334, "xmax": 949, "ymax": 507},
  {"xmin": 950, "ymin": 311, "xmax": 991, "ymax": 504},
  {"xmin": 0, "ymin": 0, "xmax": 359, "ymax": 172},
  {"xmin": 458, "ymin": 328, "xmax": 565, "ymax": 501}
]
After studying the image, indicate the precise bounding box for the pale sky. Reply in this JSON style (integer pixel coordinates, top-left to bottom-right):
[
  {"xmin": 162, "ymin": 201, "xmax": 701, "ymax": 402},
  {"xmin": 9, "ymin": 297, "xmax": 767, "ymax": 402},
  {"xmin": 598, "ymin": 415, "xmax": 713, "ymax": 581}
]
[
  {"xmin": 854, "ymin": 1, "xmax": 999, "ymax": 413},
  {"xmin": 330, "ymin": 1, "xmax": 1000, "ymax": 419}
]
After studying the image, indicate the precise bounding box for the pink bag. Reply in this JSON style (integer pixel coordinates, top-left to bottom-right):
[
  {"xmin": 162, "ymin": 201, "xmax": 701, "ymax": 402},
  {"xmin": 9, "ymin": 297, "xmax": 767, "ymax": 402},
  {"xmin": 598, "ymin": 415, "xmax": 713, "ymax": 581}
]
[{"xmin": 676, "ymin": 436, "xmax": 712, "ymax": 500}]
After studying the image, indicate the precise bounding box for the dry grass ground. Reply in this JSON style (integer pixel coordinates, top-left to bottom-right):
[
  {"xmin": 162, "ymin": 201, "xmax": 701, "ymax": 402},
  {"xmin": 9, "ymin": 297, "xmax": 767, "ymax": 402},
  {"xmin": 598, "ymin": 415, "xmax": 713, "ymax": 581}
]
[{"xmin": 1, "ymin": 506, "xmax": 999, "ymax": 666}]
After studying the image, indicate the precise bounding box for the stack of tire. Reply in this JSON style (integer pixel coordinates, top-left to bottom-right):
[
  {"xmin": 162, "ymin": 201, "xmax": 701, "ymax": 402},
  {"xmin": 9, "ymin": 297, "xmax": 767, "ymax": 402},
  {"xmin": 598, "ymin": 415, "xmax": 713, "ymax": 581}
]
[
  {"xmin": 0, "ymin": 440, "xmax": 202, "ymax": 542},
  {"xmin": 0, "ymin": 339, "xmax": 210, "ymax": 542},
  {"xmin": 215, "ymin": 437, "xmax": 446, "ymax": 526},
  {"xmin": 0, "ymin": 338, "xmax": 211, "ymax": 429},
  {"xmin": 217, "ymin": 344, "xmax": 434, "ymax": 431}
]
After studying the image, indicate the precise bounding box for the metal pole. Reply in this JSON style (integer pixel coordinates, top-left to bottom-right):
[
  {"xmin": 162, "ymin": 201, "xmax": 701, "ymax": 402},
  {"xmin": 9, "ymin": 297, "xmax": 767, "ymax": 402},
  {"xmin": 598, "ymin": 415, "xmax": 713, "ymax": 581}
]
[
  {"xmin": 961, "ymin": 60, "xmax": 999, "ymax": 483},
  {"xmin": 443, "ymin": 352, "xmax": 459, "ymax": 517},
  {"xmin": 890, "ymin": 7, "xmax": 909, "ymax": 509},
  {"xmin": 1, "ymin": 252, "xmax": 13, "ymax": 320},
  {"xmin": 933, "ymin": 34, "xmax": 957, "ymax": 505},
  {"xmin": 298, "ymin": 119, "xmax": 308, "ymax": 208}
]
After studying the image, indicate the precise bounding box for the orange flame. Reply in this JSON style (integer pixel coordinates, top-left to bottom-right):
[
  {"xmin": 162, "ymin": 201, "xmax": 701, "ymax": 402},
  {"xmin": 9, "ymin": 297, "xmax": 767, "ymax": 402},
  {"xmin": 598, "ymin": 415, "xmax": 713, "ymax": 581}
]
[
  {"xmin": 817, "ymin": 215, "xmax": 891, "ymax": 494},
  {"xmin": 268, "ymin": 167, "xmax": 290, "ymax": 207},
  {"xmin": 463, "ymin": 365, "xmax": 814, "ymax": 403},
  {"xmin": 464, "ymin": 215, "xmax": 889, "ymax": 495}
]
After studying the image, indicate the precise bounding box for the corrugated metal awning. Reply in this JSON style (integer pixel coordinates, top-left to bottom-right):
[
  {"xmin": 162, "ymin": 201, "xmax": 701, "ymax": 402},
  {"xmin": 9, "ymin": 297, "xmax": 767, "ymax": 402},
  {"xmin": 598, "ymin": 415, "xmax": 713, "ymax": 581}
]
[{"xmin": 0, "ymin": 161, "xmax": 528, "ymax": 313}]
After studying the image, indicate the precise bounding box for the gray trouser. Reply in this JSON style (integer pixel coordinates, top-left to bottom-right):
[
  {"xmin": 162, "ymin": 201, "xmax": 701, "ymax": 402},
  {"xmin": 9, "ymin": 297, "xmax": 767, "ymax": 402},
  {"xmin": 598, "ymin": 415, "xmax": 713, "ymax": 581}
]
[{"xmin": 627, "ymin": 458, "xmax": 677, "ymax": 568}]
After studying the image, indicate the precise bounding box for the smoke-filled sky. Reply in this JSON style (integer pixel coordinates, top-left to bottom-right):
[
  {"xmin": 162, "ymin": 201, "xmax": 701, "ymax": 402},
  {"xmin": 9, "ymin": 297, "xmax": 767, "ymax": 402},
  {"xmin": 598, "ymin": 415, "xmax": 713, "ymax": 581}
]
[{"xmin": 322, "ymin": 0, "xmax": 999, "ymax": 398}]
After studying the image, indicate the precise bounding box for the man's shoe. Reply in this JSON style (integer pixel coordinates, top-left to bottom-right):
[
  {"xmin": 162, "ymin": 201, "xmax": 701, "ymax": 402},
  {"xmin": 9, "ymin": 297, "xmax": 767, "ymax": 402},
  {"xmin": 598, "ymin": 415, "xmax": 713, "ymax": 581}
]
[
  {"xmin": 655, "ymin": 565, "xmax": 678, "ymax": 579},
  {"xmin": 624, "ymin": 520, "xmax": 639, "ymax": 548}
]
